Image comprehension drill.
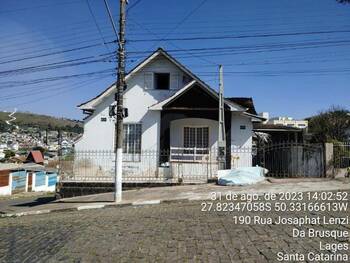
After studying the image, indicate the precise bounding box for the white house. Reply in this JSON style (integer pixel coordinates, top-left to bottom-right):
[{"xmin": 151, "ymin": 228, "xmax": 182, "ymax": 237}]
[{"xmin": 74, "ymin": 48, "xmax": 263, "ymax": 183}]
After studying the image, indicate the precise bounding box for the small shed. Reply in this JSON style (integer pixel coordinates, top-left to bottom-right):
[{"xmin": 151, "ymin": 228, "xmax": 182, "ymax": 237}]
[
  {"xmin": 0, "ymin": 163, "xmax": 58, "ymax": 196},
  {"xmin": 0, "ymin": 165, "xmax": 14, "ymax": 195},
  {"xmin": 25, "ymin": 151, "xmax": 44, "ymax": 165},
  {"xmin": 0, "ymin": 164, "xmax": 26, "ymax": 195}
]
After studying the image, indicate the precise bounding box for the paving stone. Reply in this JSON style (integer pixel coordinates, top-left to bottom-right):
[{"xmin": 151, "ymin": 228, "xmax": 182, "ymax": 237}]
[{"xmin": 0, "ymin": 191, "xmax": 349, "ymax": 262}]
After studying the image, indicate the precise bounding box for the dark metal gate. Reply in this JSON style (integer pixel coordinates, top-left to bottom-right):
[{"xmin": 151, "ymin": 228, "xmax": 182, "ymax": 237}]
[
  {"xmin": 254, "ymin": 143, "xmax": 325, "ymax": 177},
  {"xmin": 333, "ymin": 142, "xmax": 350, "ymax": 169}
]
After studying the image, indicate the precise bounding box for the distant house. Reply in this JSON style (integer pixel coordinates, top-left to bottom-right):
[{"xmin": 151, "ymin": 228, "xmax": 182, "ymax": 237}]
[
  {"xmin": 25, "ymin": 150, "xmax": 44, "ymax": 165},
  {"xmin": 267, "ymin": 116, "xmax": 308, "ymax": 129},
  {"xmin": 9, "ymin": 155, "xmax": 26, "ymax": 164},
  {"xmin": 0, "ymin": 163, "xmax": 58, "ymax": 196}
]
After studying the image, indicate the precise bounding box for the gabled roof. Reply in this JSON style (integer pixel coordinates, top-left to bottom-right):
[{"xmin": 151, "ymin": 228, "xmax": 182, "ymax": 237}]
[
  {"xmin": 253, "ymin": 123, "xmax": 303, "ymax": 132},
  {"xmin": 78, "ymin": 48, "xmax": 212, "ymax": 111},
  {"xmin": 226, "ymin": 97, "xmax": 257, "ymax": 115},
  {"xmin": 25, "ymin": 150, "xmax": 44, "ymax": 164},
  {"xmin": 149, "ymin": 80, "xmax": 246, "ymax": 112}
]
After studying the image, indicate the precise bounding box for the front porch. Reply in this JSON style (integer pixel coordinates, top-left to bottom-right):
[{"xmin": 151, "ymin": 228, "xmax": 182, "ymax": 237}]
[{"xmin": 155, "ymin": 81, "xmax": 234, "ymax": 170}]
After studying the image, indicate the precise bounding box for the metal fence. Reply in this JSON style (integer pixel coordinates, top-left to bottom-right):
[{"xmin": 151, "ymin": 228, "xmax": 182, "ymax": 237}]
[
  {"xmin": 333, "ymin": 142, "xmax": 350, "ymax": 169},
  {"xmin": 59, "ymin": 143, "xmax": 328, "ymax": 183},
  {"xmin": 254, "ymin": 142, "xmax": 325, "ymax": 178},
  {"xmin": 59, "ymin": 147, "xmax": 255, "ymax": 183}
]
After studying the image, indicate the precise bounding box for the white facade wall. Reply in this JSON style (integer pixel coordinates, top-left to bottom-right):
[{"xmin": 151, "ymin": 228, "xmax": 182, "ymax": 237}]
[
  {"xmin": 74, "ymin": 53, "xmax": 258, "ymax": 180},
  {"xmin": 0, "ymin": 173, "xmax": 12, "ymax": 196},
  {"xmin": 76, "ymin": 96, "xmax": 116, "ymax": 151},
  {"xmin": 231, "ymin": 113, "xmax": 253, "ymax": 168},
  {"xmin": 75, "ymin": 56, "xmax": 193, "ymax": 178},
  {"xmin": 76, "ymin": 55, "xmax": 191, "ymax": 152}
]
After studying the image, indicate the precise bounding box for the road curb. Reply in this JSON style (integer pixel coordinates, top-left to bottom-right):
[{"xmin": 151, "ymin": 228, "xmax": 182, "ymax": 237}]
[
  {"xmin": 5, "ymin": 185, "xmax": 348, "ymax": 218},
  {"xmin": 0, "ymin": 198, "xmax": 198, "ymax": 218}
]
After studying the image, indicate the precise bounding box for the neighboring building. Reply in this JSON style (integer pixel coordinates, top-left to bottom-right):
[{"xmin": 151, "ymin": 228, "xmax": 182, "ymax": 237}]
[
  {"xmin": 25, "ymin": 150, "xmax": 44, "ymax": 165},
  {"xmin": 8, "ymin": 155, "xmax": 26, "ymax": 164},
  {"xmin": 74, "ymin": 48, "xmax": 264, "ymax": 181},
  {"xmin": 0, "ymin": 163, "xmax": 58, "ymax": 196},
  {"xmin": 253, "ymin": 113, "xmax": 308, "ymax": 143},
  {"xmin": 253, "ymin": 123, "xmax": 304, "ymax": 143},
  {"xmin": 268, "ymin": 116, "xmax": 308, "ymax": 129}
]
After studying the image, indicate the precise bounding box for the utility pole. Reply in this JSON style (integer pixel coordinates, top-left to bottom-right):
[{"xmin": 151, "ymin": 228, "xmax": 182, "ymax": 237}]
[
  {"xmin": 218, "ymin": 65, "xmax": 226, "ymax": 170},
  {"xmin": 57, "ymin": 129, "xmax": 62, "ymax": 157},
  {"xmin": 114, "ymin": 0, "xmax": 127, "ymax": 202}
]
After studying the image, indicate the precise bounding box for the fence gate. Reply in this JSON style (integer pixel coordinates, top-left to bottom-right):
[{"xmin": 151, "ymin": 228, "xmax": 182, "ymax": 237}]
[
  {"xmin": 255, "ymin": 143, "xmax": 325, "ymax": 178},
  {"xmin": 333, "ymin": 142, "xmax": 350, "ymax": 171}
]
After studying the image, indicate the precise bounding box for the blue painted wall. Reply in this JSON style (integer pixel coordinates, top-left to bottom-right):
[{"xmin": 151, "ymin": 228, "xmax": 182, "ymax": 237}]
[
  {"xmin": 35, "ymin": 171, "xmax": 46, "ymax": 187},
  {"xmin": 11, "ymin": 171, "xmax": 26, "ymax": 191},
  {"xmin": 47, "ymin": 173, "xmax": 57, "ymax": 187}
]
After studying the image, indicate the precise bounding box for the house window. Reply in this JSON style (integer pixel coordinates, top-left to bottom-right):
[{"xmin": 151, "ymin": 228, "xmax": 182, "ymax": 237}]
[
  {"xmin": 184, "ymin": 127, "xmax": 209, "ymax": 148},
  {"xmin": 101, "ymin": 117, "xmax": 107, "ymax": 122},
  {"xmin": 154, "ymin": 73, "xmax": 170, "ymax": 90},
  {"xmin": 123, "ymin": 124, "xmax": 142, "ymax": 155},
  {"xmin": 240, "ymin": 125, "xmax": 246, "ymax": 130}
]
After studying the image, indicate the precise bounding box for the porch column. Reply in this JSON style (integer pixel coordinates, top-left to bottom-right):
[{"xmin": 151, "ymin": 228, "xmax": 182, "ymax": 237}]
[{"xmin": 225, "ymin": 111, "xmax": 231, "ymax": 169}]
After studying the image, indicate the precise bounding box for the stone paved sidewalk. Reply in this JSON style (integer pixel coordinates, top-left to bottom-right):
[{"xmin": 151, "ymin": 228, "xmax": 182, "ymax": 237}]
[{"xmin": 0, "ymin": 178, "xmax": 349, "ymax": 217}]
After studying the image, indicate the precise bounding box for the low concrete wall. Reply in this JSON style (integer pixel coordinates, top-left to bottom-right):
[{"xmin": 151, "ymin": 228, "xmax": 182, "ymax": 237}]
[
  {"xmin": 57, "ymin": 182, "xmax": 181, "ymax": 199},
  {"xmin": 0, "ymin": 185, "xmax": 11, "ymax": 196},
  {"xmin": 325, "ymin": 143, "xmax": 334, "ymax": 178},
  {"xmin": 0, "ymin": 172, "xmax": 12, "ymax": 196},
  {"xmin": 334, "ymin": 168, "xmax": 349, "ymax": 178}
]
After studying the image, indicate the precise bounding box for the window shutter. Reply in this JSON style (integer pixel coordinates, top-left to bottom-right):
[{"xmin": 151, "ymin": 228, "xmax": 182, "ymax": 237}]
[
  {"xmin": 170, "ymin": 73, "xmax": 179, "ymax": 90},
  {"xmin": 144, "ymin": 72, "xmax": 153, "ymax": 89}
]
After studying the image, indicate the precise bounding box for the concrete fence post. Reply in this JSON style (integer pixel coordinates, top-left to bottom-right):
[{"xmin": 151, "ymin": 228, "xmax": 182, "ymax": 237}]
[{"xmin": 324, "ymin": 143, "xmax": 334, "ymax": 178}]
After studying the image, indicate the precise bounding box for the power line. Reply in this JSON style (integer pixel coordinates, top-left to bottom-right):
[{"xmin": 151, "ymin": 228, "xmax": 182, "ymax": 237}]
[
  {"xmin": 128, "ymin": 20, "xmax": 218, "ymax": 67},
  {"xmin": 1, "ymin": 76, "xmax": 112, "ymax": 108},
  {"xmin": 196, "ymin": 68, "xmax": 350, "ymax": 77},
  {"xmin": 0, "ymin": 40, "xmax": 116, "ymax": 65},
  {"xmin": 0, "ymin": 75, "xmax": 113, "ymax": 102},
  {"xmin": 125, "ymin": 39, "xmax": 350, "ymax": 55},
  {"xmin": 0, "ymin": 52, "xmax": 115, "ymax": 77},
  {"xmin": 0, "ymin": 32, "xmax": 115, "ymax": 62},
  {"xmin": 149, "ymin": 0, "xmax": 209, "ymax": 48},
  {"xmin": 0, "ymin": 0, "xmax": 82, "ymax": 14},
  {"xmin": 126, "ymin": 0, "xmax": 143, "ymax": 14},
  {"xmin": 0, "ymin": 69, "xmax": 115, "ymax": 89},
  {"xmin": 129, "ymin": 29, "xmax": 350, "ymax": 42},
  {"xmin": 85, "ymin": 0, "xmax": 112, "ymax": 54},
  {"xmin": 103, "ymin": 0, "xmax": 119, "ymax": 42}
]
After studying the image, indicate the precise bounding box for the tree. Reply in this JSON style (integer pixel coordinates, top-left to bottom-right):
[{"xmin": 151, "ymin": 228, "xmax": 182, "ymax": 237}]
[
  {"xmin": 308, "ymin": 106, "xmax": 350, "ymax": 143},
  {"xmin": 4, "ymin": 150, "xmax": 15, "ymax": 159},
  {"xmin": 32, "ymin": 146, "xmax": 46, "ymax": 154}
]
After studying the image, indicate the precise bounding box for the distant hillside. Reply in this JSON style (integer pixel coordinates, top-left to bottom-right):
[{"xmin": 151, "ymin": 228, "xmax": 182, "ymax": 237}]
[{"xmin": 0, "ymin": 111, "xmax": 83, "ymax": 133}]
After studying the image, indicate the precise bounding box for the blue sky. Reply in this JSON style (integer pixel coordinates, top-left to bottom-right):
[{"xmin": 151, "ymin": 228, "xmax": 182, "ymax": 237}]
[{"xmin": 0, "ymin": 0, "xmax": 349, "ymax": 120}]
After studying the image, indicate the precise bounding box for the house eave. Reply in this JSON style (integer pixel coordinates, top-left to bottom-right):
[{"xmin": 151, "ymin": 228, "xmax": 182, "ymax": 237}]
[
  {"xmin": 149, "ymin": 80, "xmax": 246, "ymax": 112},
  {"xmin": 243, "ymin": 112, "xmax": 266, "ymax": 122}
]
